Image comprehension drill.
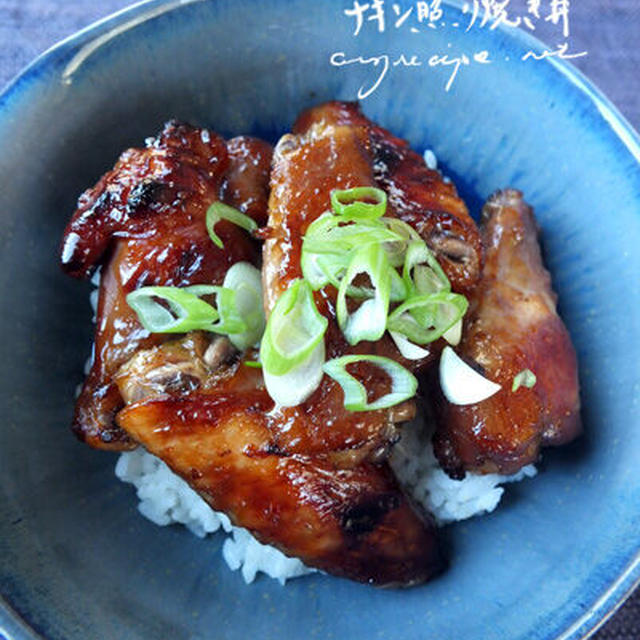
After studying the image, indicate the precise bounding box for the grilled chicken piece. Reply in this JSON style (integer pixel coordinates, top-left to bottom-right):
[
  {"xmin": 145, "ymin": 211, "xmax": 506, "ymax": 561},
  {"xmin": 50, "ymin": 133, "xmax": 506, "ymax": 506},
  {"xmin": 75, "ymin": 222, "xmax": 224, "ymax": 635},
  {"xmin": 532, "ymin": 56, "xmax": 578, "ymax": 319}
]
[
  {"xmin": 117, "ymin": 330, "xmax": 414, "ymax": 467},
  {"xmin": 264, "ymin": 113, "xmax": 428, "ymax": 461},
  {"xmin": 431, "ymin": 190, "xmax": 581, "ymax": 477},
  {"xmin": 293, "ymin": 102, "xmax": 483, "ymax": 294},
  {"xmin": 117, "ymin": 387, "xmax": 442, "ymax": 586},
  {"xmin": 60, "ymin": 122, "xmax": 270, "ymax": 449}
]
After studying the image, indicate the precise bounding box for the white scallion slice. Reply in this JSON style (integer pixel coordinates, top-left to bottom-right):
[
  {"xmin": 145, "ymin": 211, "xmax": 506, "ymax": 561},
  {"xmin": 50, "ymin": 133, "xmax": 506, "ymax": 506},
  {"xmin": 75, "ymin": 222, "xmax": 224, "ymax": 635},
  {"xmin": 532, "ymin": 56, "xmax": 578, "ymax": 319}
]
[
  {"xmin": 336, "ymin": 243, "xmax": 391, "ymax": 345},
  {"xmin": 389, "ymin": 331, "xmax": 431, "ymax": 360},
  {"xmin": 323, "ymin": 355, "xmax": 417, "ymax": 412},
  {"xmin": 206, "ymin": 201, "xmax": 257, "ymax": 249},
  {"xmin": 262, "ymin": 339, "xmax": 325, "ymax": 408},
  {"xmin": 387, "ymin": 292, "xmax": 467, "ymax": 344},
  {"xmin": 439, "ymin": 346, "xmax": 501, "ymax": 405},
  {"xmin": 403, "ymin": 241, "xmax": 450, "ymax": 297},
  {"xmin": 260, "ymin": 279, "xmax": 328, "ymax": 376},
  {"xmin": 442, "ymin": 318, "xmax": 463, "ymax": 346},
  {"xmin": 222, "ymin": 262, "xmax": 265, "ymax": 350},
  {"xmin": 512, "ymin": 368, "xmax": 537, "ymax": 392}
]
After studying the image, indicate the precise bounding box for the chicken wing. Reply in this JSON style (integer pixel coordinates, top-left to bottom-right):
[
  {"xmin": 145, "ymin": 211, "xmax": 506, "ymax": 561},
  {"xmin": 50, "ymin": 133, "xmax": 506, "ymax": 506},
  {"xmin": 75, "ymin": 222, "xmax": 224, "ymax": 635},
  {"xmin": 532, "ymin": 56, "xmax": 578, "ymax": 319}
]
[
  {"xmin": 117, "ymin": 383, "xmax": 442, "ymax": 586},
  {"xmin": 430, "ymin": 190, "xmax": 581, "ymax": 477},
  {"xmin": 60, "ymin": 122, "xmax": 270, "ymax": 449},
  {"xmin": 263, "ymin": 109, "xmax": 420, "ymax": 461}
]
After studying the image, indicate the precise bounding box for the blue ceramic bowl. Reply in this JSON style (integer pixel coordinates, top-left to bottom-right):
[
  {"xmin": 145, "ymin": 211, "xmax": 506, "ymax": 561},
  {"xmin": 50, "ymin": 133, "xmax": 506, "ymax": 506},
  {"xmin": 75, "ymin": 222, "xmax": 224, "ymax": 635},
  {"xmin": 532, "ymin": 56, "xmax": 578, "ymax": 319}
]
[{"xmin": 1, "ymin": 2, "xmax": 639, "ymax": 639}]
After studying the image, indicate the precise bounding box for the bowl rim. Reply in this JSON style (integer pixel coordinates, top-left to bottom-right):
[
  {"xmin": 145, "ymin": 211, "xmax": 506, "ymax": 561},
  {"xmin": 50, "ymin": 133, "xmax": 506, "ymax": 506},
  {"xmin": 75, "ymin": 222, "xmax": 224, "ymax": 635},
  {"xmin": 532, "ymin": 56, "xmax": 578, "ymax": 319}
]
[{"xmin": 0, "ymin": 2, "xmax": 638, "ymax": 639}]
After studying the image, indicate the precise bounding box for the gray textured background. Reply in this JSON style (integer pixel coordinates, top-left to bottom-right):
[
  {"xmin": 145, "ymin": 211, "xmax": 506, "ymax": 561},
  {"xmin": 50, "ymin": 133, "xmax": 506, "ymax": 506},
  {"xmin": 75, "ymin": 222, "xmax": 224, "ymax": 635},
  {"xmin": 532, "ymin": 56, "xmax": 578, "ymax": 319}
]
[{"xmin": 0, "ymin": 1, "xmax": 637, "ymax": 638}]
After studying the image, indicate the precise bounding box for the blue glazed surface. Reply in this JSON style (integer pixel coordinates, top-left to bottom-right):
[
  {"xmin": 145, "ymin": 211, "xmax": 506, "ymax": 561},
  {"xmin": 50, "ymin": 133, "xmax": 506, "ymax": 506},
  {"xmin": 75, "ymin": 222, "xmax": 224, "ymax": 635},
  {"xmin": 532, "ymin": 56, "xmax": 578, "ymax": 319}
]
[{"xmin": 1, "ymin": 1, "xmax": 639, "ymax": 639}]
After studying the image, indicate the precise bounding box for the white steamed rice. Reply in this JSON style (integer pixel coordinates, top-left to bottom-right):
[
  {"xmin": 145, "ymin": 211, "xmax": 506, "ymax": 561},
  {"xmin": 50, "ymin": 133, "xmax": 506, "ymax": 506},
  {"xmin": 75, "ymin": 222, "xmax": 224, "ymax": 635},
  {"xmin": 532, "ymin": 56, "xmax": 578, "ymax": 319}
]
[{"xmin": 91, "ymin": 148, "xmax": 537, "ymax": 585}]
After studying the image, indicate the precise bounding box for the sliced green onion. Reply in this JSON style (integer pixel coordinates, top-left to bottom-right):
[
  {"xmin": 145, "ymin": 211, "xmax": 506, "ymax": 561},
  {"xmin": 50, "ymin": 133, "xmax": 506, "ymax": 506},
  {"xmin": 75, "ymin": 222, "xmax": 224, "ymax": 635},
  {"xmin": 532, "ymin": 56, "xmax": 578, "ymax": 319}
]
[
  {"xmin": 403, "ymin": 241, "xmax": 450, "ymax": 297},
  {"xmin": 303, "ymin": 220, "xmax": 401, "ymax": 255},
  {"xmin": 243, "ymin": 360, "xmax": 262, "ymax": 369},
  {"xmin": 439, "ymin": 346, "xmax": 501, "ymax": 405},
  {"xmin": 127, "ymin": 286, "xmax": 222, "ymax": 333},
  {"xmin": 301, "ymin": 212, "xmax": 416, "ymax": 298},
  {"xmin": 206, "ymin": 201, "xmax": 257, "ymax": 249},
  {"xmin": 387, "ymin": 292, "xmax": 468, "ymax": 344},
  {"xmin": 512, "ymin": 369, "xmax": 537, "ymax": 392},
  {"xmin": 222, "ymin": 262, "xmax": 266, "ymax": 350},
  {"xmin": 389, "ymin": 330, "xmax": 431, "ymax": 360},
  {"xmin": 381, "ymin": 218, "xmax": 423, "ymax": 267},
  {"xmin": 402, "ymin": 242, "xmax": 452, "ymax": 329},
  {"xmin": 300, "ymin": 251, "xmax": 328, "ymax": 290},
  {"xmin": 181, "ymin": 284, "xmax": 247, "ymax": 335},
  {"xmin": 127, "ymin": 284, "xmax": 248, "ymax": 335},
  {"xmin": 260, "ymin": 279, "xmax": 328, "ymax": 376},
  {"xmin": 302, "ymin": 211, "xmax": 336, "ymax": 238},
  {"xmin": 381, "ymin": 217, "xmax": 423, "ymax": 241},
  {"xmin": 319, "ymin": 255, "xmax": 405, "ymax": 303},
  {"xmin": 323, "ymin": 355, "xmax": 418, "ymax": 411},
  {"xmin": 330, "ymin": 187, "xmax": 387, "ymax": 221},
  {"xmin": 262, "ymin": 338, "xmax": 325, "ymax": 407},
  {"xmin": 389, "ymin": 268, "xmax": 408, "ymax": 302},
  {"xmin": 208, "ymin": 287, "xmax": 247, "ymax": 334},
  {"xmin": 301, "ymin": 250, "xmax": 350, "ymax": 291},
  {"xmin": 337, "ymin": 243, "xmax": 391, "ymax": 345},
  {"xmin": 300, "ymin": 214, "xmax": 345, "ymax": 289}
]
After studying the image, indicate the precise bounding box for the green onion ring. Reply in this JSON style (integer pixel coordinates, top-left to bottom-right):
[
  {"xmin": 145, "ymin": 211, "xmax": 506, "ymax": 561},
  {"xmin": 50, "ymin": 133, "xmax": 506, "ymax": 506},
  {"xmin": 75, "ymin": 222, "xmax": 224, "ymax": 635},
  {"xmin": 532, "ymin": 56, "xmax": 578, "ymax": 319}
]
[
  {"xmin": 330, "ymin": 186, "xmax": 387, "ymax": 221},
  {"xmin": 387, "ymin": 292, "xmax": 468, "ymax": 344},
  {"xmin": 323, "ymin": 355, "xmax": 418, "ymax": 411},
  {"xmin": 206, "ymin": 201, "xmax": 257, "ymax": 249},
  {"xmin": 260, "ymin": 279, "xmax": 328, "ymax": 376}
]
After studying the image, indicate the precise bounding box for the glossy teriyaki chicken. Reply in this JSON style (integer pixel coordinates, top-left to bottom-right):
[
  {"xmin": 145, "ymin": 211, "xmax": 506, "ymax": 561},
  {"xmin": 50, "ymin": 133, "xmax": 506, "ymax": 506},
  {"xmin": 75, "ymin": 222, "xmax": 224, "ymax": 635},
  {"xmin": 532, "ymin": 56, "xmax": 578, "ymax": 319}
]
[
  {"xmin": 430, "ymin": 190, "xmax": 581, "ymax": 477},
  {"xmin": 117, "ymin": 349, "xmax": 440, "ymax": 585},
  {"xmin": 60, "ymin": 121, "xmax": 271, "ymax": 449},
  {"xmin": 60, "ymin": 101, "xmax": 581, "ymax": 587}
]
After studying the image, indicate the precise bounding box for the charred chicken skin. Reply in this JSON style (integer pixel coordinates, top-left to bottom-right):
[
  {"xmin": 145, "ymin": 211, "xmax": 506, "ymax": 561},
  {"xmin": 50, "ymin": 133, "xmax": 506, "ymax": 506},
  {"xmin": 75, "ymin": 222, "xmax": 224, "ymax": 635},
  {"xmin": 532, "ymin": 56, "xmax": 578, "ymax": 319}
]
[
  {"xmin": 59, "ymin": 122, "xmax": 271, "ymax": 449},
  {"xmin": 431, "ymin": 190, "xmax": 581, "ymax": 477}
]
